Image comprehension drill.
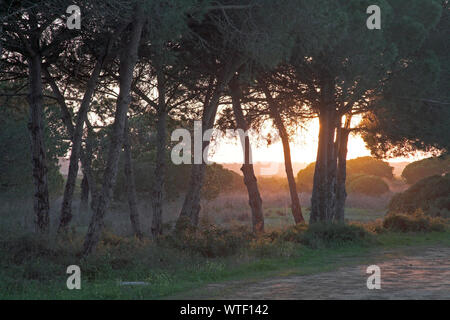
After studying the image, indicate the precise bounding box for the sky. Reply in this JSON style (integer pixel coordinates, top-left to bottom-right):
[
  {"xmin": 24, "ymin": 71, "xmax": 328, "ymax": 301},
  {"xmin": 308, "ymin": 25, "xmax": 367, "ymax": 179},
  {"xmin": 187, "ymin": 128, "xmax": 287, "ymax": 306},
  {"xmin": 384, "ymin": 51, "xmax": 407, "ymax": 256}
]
[{"xmin": 209, "ymin": 116, "xmax": 427, "ymax": 165}]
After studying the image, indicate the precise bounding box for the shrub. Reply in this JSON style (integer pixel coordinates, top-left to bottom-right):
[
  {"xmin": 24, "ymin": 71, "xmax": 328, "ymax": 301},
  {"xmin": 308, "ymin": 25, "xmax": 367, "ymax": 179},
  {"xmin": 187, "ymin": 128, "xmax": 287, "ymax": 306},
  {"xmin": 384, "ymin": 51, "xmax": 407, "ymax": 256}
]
[
  {"xmin": 297, "ymin": 157, "xmax": 394, "ymax": 192},
  {"xmin": 388, "ymin": 174, "xmax": 450, "ymax": 217},
  {"xmin": 278, "ymin": 223, "xmax": 309, "ymax": 242},
  {"xmin": 164, "ymin": 225, "xmax": 254, "ymax": 258},
  {"xmin": 346, "ymin": 156, "xmax": 394, "ymax": 180},
  {"xmin": 249, "ymin": 237, "xmax": 297, "ymax": 258},
  {"xmin": 347, "ymin": 175, "xmax": 389, "ymax": 196},
  {"xmin": 299, "ymin": 223, "xmax": 370, "ymax": 248},
  {"xmin": 401, "ymin": 156, "xmax": 450, "ymax": 185},
  {"xmin": 354, "ymin": 220, "xmax": 385, "ymax": 234},
  {"xmin": 258, "ymin": 177, "xmax": 289, "ymax": 194},
  {"xmin": 296, "ymin": 162, "xmax": 315, "ymax": 192},
  {"xmin": 113, "ymin": 158, "xmax": 240, "ymax": 201},
  {"xmin": 382, "ymin": 211, "xmax": 447, "ymax": 232}
]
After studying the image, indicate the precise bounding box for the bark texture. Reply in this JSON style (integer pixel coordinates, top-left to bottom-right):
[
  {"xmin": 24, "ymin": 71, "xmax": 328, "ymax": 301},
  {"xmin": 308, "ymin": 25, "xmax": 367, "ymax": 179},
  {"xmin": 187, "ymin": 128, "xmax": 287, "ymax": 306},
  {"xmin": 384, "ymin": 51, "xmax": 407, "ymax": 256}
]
[
  {"xmin": 230, "ymin": 78, "xmax": 264, "ymax": 233},
  {"xmin": 28, "ymin": 54, "xmax": 50, "ymax": 233},
  {"xmin": 151, "ymin": 108, "xmax": 167, "ymax": 237},
  {"xmin": 310, "ymin": 80, "xmax": 351, "ymax": 223},
  {"xmin": 123, "ymin": 118, "xmax": 143, "ymax": 239},
  {"xmin": 82, "ymin": 9, "xmax": 144, "ymax": 256},
  {"xmin": 277, "ymin": 119, "xmax": 305, "ymax": 224},
  {"xmin": 58, "ymin": 60, "xmax": 103, "ymax": 232},
  {"xmin": 310, "ymin": 107, "xmax": 338, "ymax": 223},
  {"xmin": 335, "ymin": 116, "xmax": 351, "ymax": 222},
  {"xmin": 79, "ymin": 173, "xmax": 89, "ymax": 214},
  {"xmin": 178, "ymin": 57, "xmax": 243, "ymax": 228},
  {"xmin": 44, "ymin": 68, "xmax": 98, "ymax": 217},
  {"xmin": 261, "ymin": 83, "xmax": 304, "ymax": 224}
]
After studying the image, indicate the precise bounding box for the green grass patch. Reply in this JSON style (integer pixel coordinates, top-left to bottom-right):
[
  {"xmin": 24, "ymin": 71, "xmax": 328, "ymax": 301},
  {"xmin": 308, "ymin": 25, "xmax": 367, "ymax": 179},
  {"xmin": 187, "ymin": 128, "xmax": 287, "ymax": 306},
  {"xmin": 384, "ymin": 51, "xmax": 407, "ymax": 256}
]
[{"xmin": 0, "ymin": 221, "xmax": 449, "ymax": 300}]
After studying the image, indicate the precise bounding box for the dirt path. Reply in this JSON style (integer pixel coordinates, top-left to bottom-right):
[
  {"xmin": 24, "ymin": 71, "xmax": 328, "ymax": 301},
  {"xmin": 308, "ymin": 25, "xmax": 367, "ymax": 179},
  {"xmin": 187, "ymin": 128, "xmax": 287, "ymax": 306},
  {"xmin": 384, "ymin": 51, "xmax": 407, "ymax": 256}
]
[{"xmin": 176, "ymin": 246, "xmax": 450, "ymax": 299}]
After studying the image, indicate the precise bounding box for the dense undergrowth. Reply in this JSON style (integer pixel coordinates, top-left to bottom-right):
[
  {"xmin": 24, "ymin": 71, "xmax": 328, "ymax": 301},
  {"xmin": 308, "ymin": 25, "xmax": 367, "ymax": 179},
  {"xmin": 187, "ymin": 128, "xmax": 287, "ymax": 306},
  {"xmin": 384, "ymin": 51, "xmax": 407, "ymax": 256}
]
[{"xmin": 0, "ymin": 212, "xmax": 448, "ymax": 299}]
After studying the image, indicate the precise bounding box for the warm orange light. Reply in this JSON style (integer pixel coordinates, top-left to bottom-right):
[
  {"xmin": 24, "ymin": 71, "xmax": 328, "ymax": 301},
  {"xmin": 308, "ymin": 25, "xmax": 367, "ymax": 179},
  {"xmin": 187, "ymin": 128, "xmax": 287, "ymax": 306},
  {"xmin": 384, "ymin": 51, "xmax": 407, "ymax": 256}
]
[{"xmin": 210, "ymin": 117, "xmax": 371, "ymax": 164}]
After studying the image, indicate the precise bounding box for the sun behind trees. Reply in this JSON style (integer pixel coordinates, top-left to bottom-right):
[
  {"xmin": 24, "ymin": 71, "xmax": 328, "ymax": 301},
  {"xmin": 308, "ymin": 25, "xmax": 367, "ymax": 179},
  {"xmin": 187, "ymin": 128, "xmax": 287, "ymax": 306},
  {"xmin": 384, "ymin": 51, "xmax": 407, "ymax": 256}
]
[{"xmin": 1, "ymin": 0, "xmax": 449, "ymax": 259}]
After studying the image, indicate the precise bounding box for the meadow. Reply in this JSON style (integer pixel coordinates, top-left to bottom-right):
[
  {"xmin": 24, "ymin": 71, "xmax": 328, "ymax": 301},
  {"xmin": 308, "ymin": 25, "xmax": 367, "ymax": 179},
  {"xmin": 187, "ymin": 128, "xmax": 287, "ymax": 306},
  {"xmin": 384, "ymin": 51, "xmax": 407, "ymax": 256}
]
[{"xmin": 1, "ymin": 188, "xmax": 448, "ymax": 299}]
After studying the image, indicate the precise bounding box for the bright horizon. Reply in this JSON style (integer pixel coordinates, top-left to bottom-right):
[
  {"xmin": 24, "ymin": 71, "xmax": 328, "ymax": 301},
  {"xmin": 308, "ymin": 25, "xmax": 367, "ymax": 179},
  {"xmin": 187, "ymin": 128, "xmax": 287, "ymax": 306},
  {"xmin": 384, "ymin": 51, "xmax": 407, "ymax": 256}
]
[{"xmin": 209, "ymin": 116, "xmax": 429, "ymax": 165}]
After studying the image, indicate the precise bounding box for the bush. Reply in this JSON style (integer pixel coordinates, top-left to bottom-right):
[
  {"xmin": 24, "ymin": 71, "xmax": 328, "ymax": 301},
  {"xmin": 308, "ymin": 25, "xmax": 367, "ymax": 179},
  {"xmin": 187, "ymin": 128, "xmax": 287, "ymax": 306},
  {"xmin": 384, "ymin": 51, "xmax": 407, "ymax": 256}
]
[
  {"xmin": 382, "ymin": 211, "xmax": 447, "ymax": 232},
  {"xmin": 113, "ymin": 157, "xmax": 240, "ymax": 201},
  {"xmin": 298, "ymin": 223, "xmax": 370, "ymax": 248},
  {"xmin": 296, "ymin": 162, "xmax": 316, "ymax": 192},
  {"xmin": 388, "ymin": 174, "xmax": 450, "ymax": 217},
  {"xmin": 352, "ymin": 220, "xmax": 385, "ymax": 234},
  {"xmin": 347, "ymin": 175, "xmax": 389, "ymax": 196},
  {"xmin": 297, "ymin": 157, "xmax": 393, "ymax": 192},
  {"xmin": 346, "ymin": 156, "xmax": 394, "ymax": 180},
  {"xmin": 164, "ymin": 224, "xmax": 254, "ymax": 258},
  {"xmin": 257, "ymin": 177, "xmax": 289, "ymax": 194},
  {"xmin": 278, "ymin": 223, "xmax": 309, "ymax": 242},
  {"xmin": 401, "ymin": 156, "xmax": 450, "ymax": 185}
]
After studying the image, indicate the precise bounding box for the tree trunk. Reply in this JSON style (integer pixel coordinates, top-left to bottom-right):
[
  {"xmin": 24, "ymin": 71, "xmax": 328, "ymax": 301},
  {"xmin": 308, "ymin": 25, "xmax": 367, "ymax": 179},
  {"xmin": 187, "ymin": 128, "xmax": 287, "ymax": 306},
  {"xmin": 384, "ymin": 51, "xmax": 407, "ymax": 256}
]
[
  {"xmin": 230, "ymin": 78, "xmax": 264, "ymax": 233},
  {"xmin": 81, "ymin": 127, "xmax": 98, "ymax": 212},
  {"xmin": 27, "ymin": 54, "xmax": 50, "ymax": 233},
  {"xmin": 178, "ymin": 57, "xmax": 243, "ymax": 228},
  {"xmin": 123, "ymin": 118, "xmax": 143, "ymax": 239},
  {"xmin": 79, "ymin": 173, "xmax": 89, "ymax": 213},
  {"xmin": 82, "ymin": 9, "xmax": 144, "ymax": 256},
  {"xmin": 177, "ymin": 97, "xmax": 221, "ymax": 228},
  {"xmin": 43, "ymin": 68, "xmax": 99, "ymax": 218},
  {"xmin": 58, "ymin": 60, "xmax": 103, "ymax": 233},
  {"xmin": 151, "ymin": 107, "xmax": 167, "ymax": 237},
  {"xmin": 261, "ymin": 83, "xmax": 304, "ymax": 224},
  {"xmin": 310, "ymin": 71, "xmax": 341, "ymax": 224},
  {"xmin": 178, "ymin": 164, "xmax": 206, "ymax": 228},
  {"xmin": 277, "ymin": 121, "xmax": 305, "ymax": 224},
  {"xmin": 326, "ymin": 116, "xmax": 338, "ymax": 221},
  {"xmin": 310, "ymin": 107, "xmax": 336, "ymax": 223},
  {"xmin": 335, "ymin": 115, "xmax": 351, "ymax": 222}
]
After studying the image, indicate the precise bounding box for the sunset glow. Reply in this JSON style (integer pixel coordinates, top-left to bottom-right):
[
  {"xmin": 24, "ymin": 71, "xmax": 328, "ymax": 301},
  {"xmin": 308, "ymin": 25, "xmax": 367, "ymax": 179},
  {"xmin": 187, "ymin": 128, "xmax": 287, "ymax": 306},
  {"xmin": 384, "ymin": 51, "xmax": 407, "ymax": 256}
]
[
  {"xmin": 211, "ymin": 117, "xmax": 371, "ymax": 164},
  {"xmin": 210, "ymin": 116, "xmax": 431, "ymax": 165}
]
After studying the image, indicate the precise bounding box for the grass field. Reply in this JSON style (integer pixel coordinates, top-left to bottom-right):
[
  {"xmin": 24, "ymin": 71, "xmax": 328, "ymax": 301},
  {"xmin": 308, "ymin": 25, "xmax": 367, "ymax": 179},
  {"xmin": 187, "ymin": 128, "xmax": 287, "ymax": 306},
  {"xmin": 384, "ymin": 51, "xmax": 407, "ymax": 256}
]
[
  {"xmin": 0, "ymin": 191, "xmax": 447, "ymax": 299},
  {"xmin": 1, "ymin": 230, "xmax": 448, "ymax": 299}
]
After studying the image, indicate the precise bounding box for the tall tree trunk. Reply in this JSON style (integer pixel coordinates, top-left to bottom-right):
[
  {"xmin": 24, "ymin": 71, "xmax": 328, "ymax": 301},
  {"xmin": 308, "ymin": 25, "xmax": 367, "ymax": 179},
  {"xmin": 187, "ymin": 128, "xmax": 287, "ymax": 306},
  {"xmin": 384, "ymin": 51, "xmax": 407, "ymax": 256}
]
[
  {"xmin": 43, "ymin": 68, "xmax": 99, "ymax": 217},
  {"xmin": 27, "ymin": 54, "xmax": 50, "ymax": 233},
  {"xmin": 310, "ymin": 72, "xmax": 340, "ymax": 224},
  {"xmin": 335, "ymin": 115, "xmax": 351, "ymax": 222},
  {"xmin": 178, "ymin": 163, "xmax": 206, "ymax": 228},
  {"xmin": 261, "ymin": 83, "xmax": 304, "ymax": 224},
  {"xmin": 326, "ymin": 116, "xmax": 338, "ymax": 221},
  {"xmin": 310, "ymin": 107, "xmax": 336, "ymax": 223},
  {"xmin": 82, "ymin": 125, "xmax": 98, "ymax": 212},
  {"xmin": 123, "ymin": 118, "xmax": 143, "ymax": 239},
  {"xmin": 81, "ymin": 126, "xmax": 98, "ymax": 212},
  {"xmin": 58, "ymin": 60, "xmax": 103, "ymax": 233},
  {"xmin": 277, "ymin": 120, "xmax": 305, "ymax": 224},
  {"xmin": 82, "ymin": 9, "xmax": 144, "ymax": 256},
  {"xmin": 151, "ymin": 100, "xmax": 167, "ymax": 237},
  {"xmin": 178, "ymin": 57, "xmax": 243, "ymax": 228},
  {"xmin": 230, "ymin": 78, "xmax": 264, "ymax": 233},
  {"xmin": 79, "ymin": 173, "xmax": 89, "ymax": 213}
]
